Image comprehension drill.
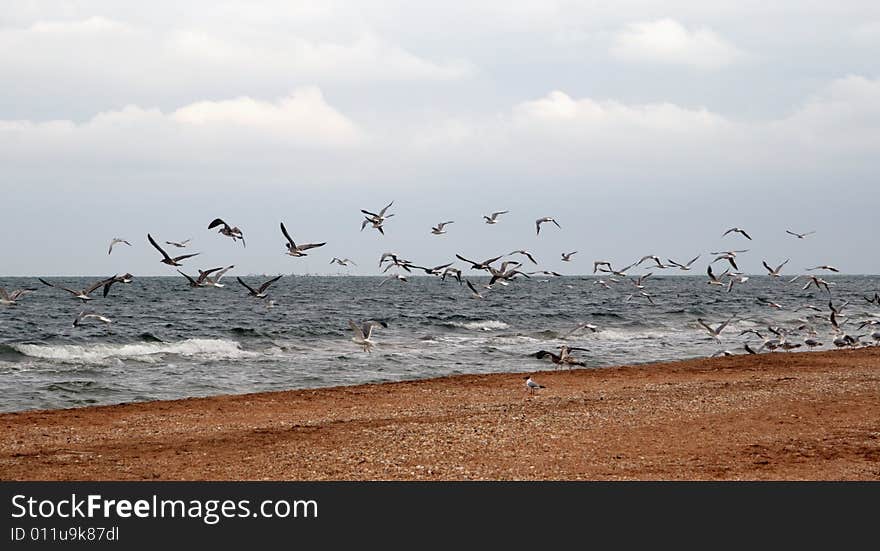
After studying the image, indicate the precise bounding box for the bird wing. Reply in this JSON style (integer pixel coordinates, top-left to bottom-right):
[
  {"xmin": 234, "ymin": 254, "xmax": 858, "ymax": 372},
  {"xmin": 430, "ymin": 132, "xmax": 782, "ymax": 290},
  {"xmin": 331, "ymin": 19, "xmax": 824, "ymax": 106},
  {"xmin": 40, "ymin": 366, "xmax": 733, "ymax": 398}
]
[
  {"xmin": 236, "ymin": 277, "xmax": 257, "ymax": 294},
  {"xmin": 379, "ymin": 201, "xmax": 394, "ymax": 217},
  {"xmin": 214, "ymin": 266, "xmax": 234, "ymax": 281},
  {"xmin": 298, "ymin": 242, "xmax": 327, "ymax": 251},
  {"xmin": 84, "ymin": 277, "xmax": 113, "ymax": 295},
  {"xmin": 553, "ymin": 219, "xmax": 561, "ymax": 228},
  {"xmin": 466, "ymin": 280, "xmax": 480, "ymax": 296},
  {"xmin": 0, "ymin": 287, "xmax": 8, "ymax": 300},
  {"xmin": 762, "ymin": 261, "xmax": 772, "ymax": 273},
  {"xmin": 208, "ymin": 218, "xmax": 227, "ymax": 230},
  {"xmin": 455, "ymin": 254, "xmax": 477, "ymax": 266},
  {"xmin": 348, "ymin": 320, "xmax": 365, "ymax": 340},
  {"xmin": 171, "ymin": 253, "xmax": 200, "ymax": 263},
  {"xmin": 177, "ymin": 271, "xmax": 199, "ymax": 286},
  {"xmin": 147, "ymin": 233, "xmax": 173, "ymax": 262},
  {"xmin": 257, "ymin": 275, "xmax": 283, "ymax": 293},
  {"xmin": 279, "ymin": 222, "xmax": 296, "ymax": 248},
  {"xmin": 697, "ymin": 319, "xmax": 714, "ymax": 333}
]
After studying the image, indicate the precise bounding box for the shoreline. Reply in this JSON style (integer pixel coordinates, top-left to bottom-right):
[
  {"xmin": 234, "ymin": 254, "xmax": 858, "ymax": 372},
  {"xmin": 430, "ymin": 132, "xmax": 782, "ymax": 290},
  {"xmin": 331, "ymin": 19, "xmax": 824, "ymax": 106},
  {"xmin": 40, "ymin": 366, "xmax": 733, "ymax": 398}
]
[{"xmin": 1, "ymin": 348, "xmax": 879, "ymax": 480}]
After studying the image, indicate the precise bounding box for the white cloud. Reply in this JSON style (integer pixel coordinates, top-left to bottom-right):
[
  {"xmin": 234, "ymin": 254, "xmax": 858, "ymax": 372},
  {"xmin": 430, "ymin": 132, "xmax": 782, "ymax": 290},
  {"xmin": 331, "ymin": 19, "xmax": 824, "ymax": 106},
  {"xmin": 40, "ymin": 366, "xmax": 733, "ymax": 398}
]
[{"xmin": 610, "ymin": 18, "xmax": 744, "ymax": 69}]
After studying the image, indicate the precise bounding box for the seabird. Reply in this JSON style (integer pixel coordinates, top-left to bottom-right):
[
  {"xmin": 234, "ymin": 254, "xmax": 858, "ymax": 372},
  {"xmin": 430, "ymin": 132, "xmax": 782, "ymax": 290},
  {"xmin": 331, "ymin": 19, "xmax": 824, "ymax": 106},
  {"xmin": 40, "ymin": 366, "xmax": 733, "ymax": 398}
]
[
  {"xmin": 534, "ymin": 345, "xmax": 587, "ymax": 368},
  {"xmin": 441, "ymin": 266, "xmax": 463, "ymax": 284},
  {"xmin": 807, "ymin": 265, "xmax": 840, "ymax": 273},
  {"xmin": 802, "ymin": 275, "xmax": 834, "ymax": 293},
  {"xmin": 633, "ymin": 273, "xmax": 652, "ymax": 290},
  {"xmin": 596, "ymin": 261, "xmax": 637, "ymax": 277},
  {"xmin": 524, "ymin": 376, "xmax": 545, "ymax": 393},
  {"xmin": 177, "ymin": 267, "xmax": 224, "ymax": 288},
  {"xmin": 108, "ymin": 238, "xmax": 131, "ymax": 255},
  {"xmin": 465, "ymin": 279, "xmax": 485, "ymax": 299},
  {"xmin": 361, "ymin": 201, "xmax": 395, "ymax": 234},
  {"xmin": 148, "ymin": 234, "xmax": 200, "ymax": 266},
  {"xmin": 535, "ymin": 217, "xmax": 561, "ymax": 235},
  {"xmin": 202, "ymin": 265, "xmax": 234, "ymax": 288},
  {"xmin": 561, "ymin": 251, "xmax": 577, "ymax": 262},
  {"xmin": 483, "ymin": 210, "xmax": 508, "ymax": 224},
  {"xmin": 803, "ymin": 337, "xmax": 823, "ymax": 349},
  {"xmin": 697, "ymin": 317, "xmax": 734, "ymax": 340},
  {"xmin": 706, "ymin": 266, "xmax": 726, "ymax": 287},
  {"xmin": 38, "ymin": 277, "xmax": 112, "ymax": 302},
  {"xmin": 786, "ymin": 230, "xmax": 816, "ymax": 239},
  {"xmin": 722, "ymin": 227, "xmax": 752, "ymax": 240},
  {"xmin": 455, "ymin": 254, "xmax": 503, "ymax": 271},
  {"xmin": 165, "ymin": 238, "xmax": 191, "ymax": 248},
  {"xmin": 431, "ymin": 221, "xmax": 454, "ymax": 235},
  {"xmin": 508, "ymin": 250, "xmax": 539, "ymax": 265},
  {"xmin": 410, "ymin": 262, "xmax": 454, "ymax": 276},
  {"xmin": 864, "ymin": 292, "xmax": 880, "ymax": 305},
  {"xmin": 666, "ymin": 254, "xmax": 700, "ymax": 271},
  {"xmin": 744, "ymin": 343, "xmax": 758, "ymax": 354},
  {"xmin": 378, "ymin": 273, "xmax": 408, "ymax": 287},
  {"xmin": 330, "ymin": 257, "xmax": 357, "ymax": 267},
  {"xmin": 73, "ymin": 311, "xmax": 112, "ymax": 328},
  {"xmin": 564, "ymin": 322, "xmax": 598, "ymax": 338},
  {"xmin": 280, "ymin": 222, "xmax": 326, "ymax": 257},
  {"xmin": 757, "ymin": 297, "xmax": 784, "ymax": 309},
  {"xmin": 208, "ymin": 218, "xmax": 245, "ymax": 246},
  {"xmin": 0, "ymin": 287, "xmax": 37, "ymax": 306},
  {"xmin": 349, "ymin": 319, "xmax": 388, "ymax": 353},
  {"xmin": 237, "ymin": 275, "xmax": 283, "ymax": 299},
  {"xmin": 762, "ymin": 259, "xmax": 790, "ymax": 278},
  {"xmin": 102, "ymin": 273, "xmax": 134, "ymax": 297}
]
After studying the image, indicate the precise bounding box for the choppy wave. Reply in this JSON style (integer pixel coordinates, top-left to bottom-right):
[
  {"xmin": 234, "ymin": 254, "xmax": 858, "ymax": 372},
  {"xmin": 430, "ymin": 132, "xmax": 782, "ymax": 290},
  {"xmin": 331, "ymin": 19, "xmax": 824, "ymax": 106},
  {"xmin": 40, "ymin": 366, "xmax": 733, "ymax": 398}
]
[
  {"xmin": 11, "ymin": 338, "xmax": 255, "ymax": 364},
  {"xmin": 443, "ymin": 320, "xmax": 510, "ymax": 331}
]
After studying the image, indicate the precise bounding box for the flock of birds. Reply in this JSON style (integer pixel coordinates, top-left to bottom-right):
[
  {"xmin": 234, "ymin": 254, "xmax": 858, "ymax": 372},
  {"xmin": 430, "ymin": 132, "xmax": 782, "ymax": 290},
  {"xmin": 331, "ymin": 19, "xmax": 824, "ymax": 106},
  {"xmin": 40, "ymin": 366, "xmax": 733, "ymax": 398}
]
[{"xmin": 2, "ymin": 202, "xmax": 879, "ymax": 396}]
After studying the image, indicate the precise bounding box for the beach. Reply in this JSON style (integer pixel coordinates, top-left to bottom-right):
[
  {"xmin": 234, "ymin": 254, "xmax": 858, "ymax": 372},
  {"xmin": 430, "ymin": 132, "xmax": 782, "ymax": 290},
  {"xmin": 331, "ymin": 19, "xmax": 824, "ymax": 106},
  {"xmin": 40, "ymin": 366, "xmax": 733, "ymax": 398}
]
[{"xmin": 1, "ymin": 347, "xmax": 878, "ymax": 481}]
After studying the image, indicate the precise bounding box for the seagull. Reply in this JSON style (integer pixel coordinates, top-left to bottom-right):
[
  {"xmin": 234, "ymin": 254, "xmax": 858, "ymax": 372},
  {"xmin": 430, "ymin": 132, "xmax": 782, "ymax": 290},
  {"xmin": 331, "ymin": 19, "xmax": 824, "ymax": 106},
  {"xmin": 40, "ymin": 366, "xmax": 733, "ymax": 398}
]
[
  {"xmin": 202, "ymin": 265, "xmax": 234, "ymax": 288},
  {"xmin": 483, "ymin": 210, "xmax": 508, "ymax": 224},
  {"xmin": 865, "ymin": 293, "xmax": 880, "ymax": 305},
  {"xmin": 441, "ymin": 266, "xmax": 463, "ymax": 284},
  {"xmin": 786, "ymin": 230, "xmax": 816, "ymax": 239},
  {"xmin": 697, "ymin": 317, "xmax": 735, "ymax": 340},
  {"xmin": 165, "ymin": 238, "xmax": 191, "ymax": 248},
  {"xmin": 147, "ymin": 234, "xmax": 200, "ymax": 266},
  {"xmin": 744, "ymin": 343, "xmax": 758, "ymax": 354},
  {"xmin": 806, "ymin": 265, "xmax": 840, "ymax": 273},
  {"xmin": 177, "ymin": 267, "xmax": 224, "ymax": 288},
  {"xmin": 723, "ymin": 227, "xmax": 752, "ymax": 240},
  {"xmin": 237, "ymin": 275, "xmax": 282, "ymax": 299},
  {"xmin": 802, "ymin": 275, "xmax": 834, "ymax": 293},
  {"xmin": 361, "ymin": 201, "xmax": 395, "ymax": 234},
  {"xmin": 0, "ymin": 287, "xmax": 37, "ymax": 306},
  {"xmin": 633, "ymin": 273, "xmax": 652, "ymax": 290},
  {"xmin": 535, "ymin": 217, "xmax": 561, "ymax": 235},
  {"xmin": 711, "ymin": 252, "xmax": 741, "ymax": 271},
  {"xmin": 762, "ymin": 259, "xmax": 790, "ymax": 278},
  {"xmin": 564, "ymin": 322, "xmax": 598, "ymax": 338},
  {"xmin": 349, "ymin": 319, "xmax": 388, "ymax": 353},
  {"xmin": 378, "ymin": 273, "xmax": 408, "ymax": 287},
  {"xmin": 757, "ymin": 297, "xmax": 784, "ymax": 309},
  {"xmin": 330, "ymin": 257, "xmax": 357, "ymax": 267},
  {"xmin": 410, "ymin": 262, "xmax": 454, "ymax": 276},
  {"xmin": 465, "ymin": 279, "xmax": 485, "ymax": 299},
  {"xmin": 524, "ymin": 376, "xmax": 545, "ymax": 393},
  {"xmin": 431, "ymin": 221, "xmax": 454, "ymax": 235},
  {"xmin": 596, "ymin": 261, "xmax": 638, "ymax": 277},
  {"xmin": 280, "ymin": 222, "xmax": 326, "ymax": 257},
  {"xmin": 38, "ymin": 277, "xmax": 112, "ymax": 302},
  {"xmin": 706, "ymin": 266, "xmax": 726, "ymax": 287},
  {"xmin": 73, "ymin": 311, "xmax": 112, "ymax": 328},
  {"xmin": 101, "ymin": 273, "xmax": 134, "ymax": 297},
  {"xmin": 455, "ymin": 254, "xmax": 503, "ymax": 271},
  {"xmin": 666, "ymin": 255, "xmax": 701, "ymax": 271},
  {"xmin": 561, "ymin": 251, "xmax": 577, "ymax": 262},
  {"xmin": 108, "ymin": 238, "xmax": 131, "ymax": 255},
  {"xmin": 508, "ymin": 250, "xmax": 538, "ymax": 265},
  {"xmin": 208, "ymin": 218, "xmax": 245, "ymax": 246},
  {"xmin": 535, "ymin": 346, "xmax": 587, "ymax": 368}
]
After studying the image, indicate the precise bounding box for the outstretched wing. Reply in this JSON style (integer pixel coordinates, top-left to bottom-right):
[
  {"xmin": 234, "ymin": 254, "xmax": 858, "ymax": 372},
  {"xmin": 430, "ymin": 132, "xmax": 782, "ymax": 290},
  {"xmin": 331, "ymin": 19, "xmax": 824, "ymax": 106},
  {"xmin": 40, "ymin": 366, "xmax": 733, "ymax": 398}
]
[
  {"xmin": 298, "ymin": 242, "xmax": 327, "ymax": 251},
  {"xmin": 257, "ymin": 275, "xmax": 283, "ymax": 293},
  {"xmin": 208, "ymin": 218, "xmax": 227, "ymax": 230},
  {"xmin": 236, "ymin": 277, "xmax": 257, "ymax": 294},
  {"xmin": 147, "ymin": 233, "xmax": 173, "ymax": 262},
  {"xmin": 171, "ymin": 253, "xmax": 200, "ymax": 263},
  {"xmin": 349, "ymin": 320, "xmax": 365, "ymax": 340},
  {"xmin": 177, "ymin": 270, "xmax": 199, "ymax": 286},
  {"xmin": 279, "ymin": 222, "xmax": 296, "ymax": 248}
]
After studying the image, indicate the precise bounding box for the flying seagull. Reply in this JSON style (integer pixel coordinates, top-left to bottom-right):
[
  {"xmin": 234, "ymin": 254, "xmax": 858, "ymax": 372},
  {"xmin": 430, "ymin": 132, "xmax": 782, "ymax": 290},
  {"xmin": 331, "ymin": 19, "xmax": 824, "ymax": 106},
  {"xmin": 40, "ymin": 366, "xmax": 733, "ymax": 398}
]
[
  {"xmin": 330, "ymin": 257, "xmax": 357, "ymax": 266},
  {"xmin": 108, "ymin": 237, "xmax": 131, "ymax": 255},
  {"xmin": 0, "ymin": 287, "xmax": 37, "ymax": 306},
  {"xmin": 73, "ymin": 311, "xmax": 112, "ymax": 328},
  {"xmin": 208, "ymin": 218, "xmax": 245, "ymax": 246},
  {"xmin": 177, "ymin": 267, "xmax": 225, "ymax": 288},
  {"xmin": 762, "ymin": 259, "xmax": 790, "ymax": 278},
  {"xmin": 535, "ymin": 217, "xmax": 561, "ymax": 235},
  {"xmin": 466, "ymin": 279, "xmax": 485, "ymax": 299},
  {"xmin": 456, "ymin": 254, "xmax": 503, "ymax": 271},
  {"xmin": 349, "ymin": 319, "xmax": 388, "ymax": 353},
  {"xmin": 280, "ymin": 222, "xmax": 326, "ymax": 257},
  {"xmin": 786, "ymin": 230, "xmax": 816, "ymax": 239},
  {"xmin": 561, "ymin": 251, "xmax": 577, "ymax": 262},
  {"xmin": 431, "ymin": 221, "xmax": 454, "ymax": 235},
  {"xmin": 524, "ymin": 376, "xmax": 545, "ymax": 393},
  {"xmin": 483, "ymin": 211, "xmax": 508, "ymax": 224},
  {"xmin": 237, "ymin": 275, "xmax": 283, "ymax": 299},
  {"xmin": 38, "ymin": 277, "xmax": 112, "ymax": 302},
  {"xmin": 806, "ymin": 265, "xmax": 840, "ymax": 273},
  {"xmin": 165, "ymin": 238, "xmax": 191, "ymax": 248},
  {"xmin": 361, "ymin": 201, "xmax": 395, "ymax": 235},
  {"xmin": 722, "ymin": 227, "xmax": 752, "ymax": 240},
  {"xmin": 508, "ymin": 250, "xmax": 538, "ymax": 265},
  {"xmin": 148, "ymin": 234, "xmax": 200, "ymax": 266},
  {"xmin": 697, "ymin": 317, "xmax": 735, "ymax": 340},
  {"xmin": 667, "ymin": 255, "xmax": 700, "ymax": 271},
  {"xmin": 102, "ymin": 273, "xmax": 134, "ymax": 297}
]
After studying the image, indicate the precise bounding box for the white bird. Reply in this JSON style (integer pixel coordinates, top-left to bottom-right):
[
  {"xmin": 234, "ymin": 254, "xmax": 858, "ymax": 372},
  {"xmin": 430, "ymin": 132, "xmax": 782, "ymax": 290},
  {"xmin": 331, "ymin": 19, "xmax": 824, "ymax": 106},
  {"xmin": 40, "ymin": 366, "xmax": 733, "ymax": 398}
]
[
  {"xmin": 565, "ymin": 322, "xmax": 598, "ymax": 338},
  {"xmin": 561, "ymin": 251, "xmax": 577, "ymax": 262},
  {"xmin": 706, "ymin": 266, "xmax": 726, "ymax": 287},
  {"xmin": 39, "ymin": 277, "xmax": 112, "ymax": 302},
  {"xmin": 763, "ymin": 259, "xmax": 790, "ymax": 278},
  {"xmin": 165, "ymin": 238, "xmax": 191, "ymax": 248},
  {"xmin": 0, "ymin": 287, "xmax": 37, "ymax": 306},
  {"xmin": 280, "ymin": 222, "xmax": 326, "ymax": 257},
  {"xmin": 431, "ymin": 221, "xmax": 454, "ymax": 235},
  {"xmin": 535, "ymin": 217, "xmax": 561, "ymax": 235},
  {"xmin": 177, "ymin": 267, "xmax": 223, "ymax": 288},
  {"xmin": 361, "ymin": 201, "xmax": 395, "ymax": 235},
  {"xmin": 483, "ymin": 210, "xmax": 508, "ymax": 224},
  {"xmin": 202, "ymin": 265, "xmax": 234, "ymax": 288},
  {"xmin": 465, "ymin": 279, "xmax": 485, "ymax": 299},
  {"xmin": 349, "ymin": 319, "xmax": 388, "ymax": 353},
  {"xmin": 697, "ymin": 317, "xmax": 735, "ymax": 340},
  {"xmin": 806, "ymin": 265, "xmax": 840, "ymax": 273},
  {"xmin": 379, "ymin": 273, "xmax": 408, "ymax": 287},
  {"xmin": 666, "ymin": 255, "xmax": 701, "ymax": 271},
  {"xmin": 108, "ymin": 238, "xmax": 131, "ymax": 255},
  {"xmin": 330, "ymin": 257, "xmax": 357, "ymax": 267},
  {"xmin": 786, "ymin": 230, "xmax": 816, "ymax": 239},
  {"xmin": 524, "ymin": 376, "xmax": 545, "ymax": 393},
  {"xmin": 73, "ymin": 311, "xmax": 112, "ymax": 328},
  {"xmin": 722, "ymin": 227, "xmax": 752, "ymax": 240}
]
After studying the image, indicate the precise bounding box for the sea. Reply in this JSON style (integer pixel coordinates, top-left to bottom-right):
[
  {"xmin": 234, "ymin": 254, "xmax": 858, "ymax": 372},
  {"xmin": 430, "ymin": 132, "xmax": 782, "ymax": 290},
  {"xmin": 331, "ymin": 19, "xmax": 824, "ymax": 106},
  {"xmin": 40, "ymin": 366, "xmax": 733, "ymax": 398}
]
[{"xmin": 1, "ymin": 274, "xmax": 878, "ymax": 412}]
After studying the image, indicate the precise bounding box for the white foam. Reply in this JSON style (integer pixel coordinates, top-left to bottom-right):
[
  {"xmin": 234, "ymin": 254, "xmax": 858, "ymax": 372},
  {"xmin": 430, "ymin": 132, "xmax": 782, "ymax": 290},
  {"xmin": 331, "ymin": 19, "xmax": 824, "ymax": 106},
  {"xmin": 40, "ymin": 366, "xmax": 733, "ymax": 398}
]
[
  {"xmin": 13, "ymin": 338, "xmax": 256, "ymax": 364},
  {"xmin": 448, "ymin": 320, "xmax": 510, "ymax": 331}
]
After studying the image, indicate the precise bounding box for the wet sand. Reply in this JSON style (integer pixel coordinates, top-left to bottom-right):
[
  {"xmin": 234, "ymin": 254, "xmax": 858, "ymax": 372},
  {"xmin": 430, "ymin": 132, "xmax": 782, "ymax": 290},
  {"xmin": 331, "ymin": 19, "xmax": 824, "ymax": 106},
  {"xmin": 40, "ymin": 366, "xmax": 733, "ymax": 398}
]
[{"xmin": 1, "ymin": 348, "xmax": 879, "ymax": 480}]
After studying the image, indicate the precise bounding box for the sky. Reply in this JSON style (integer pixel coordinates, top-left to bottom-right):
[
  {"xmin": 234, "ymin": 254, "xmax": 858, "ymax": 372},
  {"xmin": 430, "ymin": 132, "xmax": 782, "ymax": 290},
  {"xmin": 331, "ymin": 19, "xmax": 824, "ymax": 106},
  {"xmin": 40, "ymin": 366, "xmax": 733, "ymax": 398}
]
[{"xmin": 1, "ymin": 1, "xmax": 879, "ymax": 276}]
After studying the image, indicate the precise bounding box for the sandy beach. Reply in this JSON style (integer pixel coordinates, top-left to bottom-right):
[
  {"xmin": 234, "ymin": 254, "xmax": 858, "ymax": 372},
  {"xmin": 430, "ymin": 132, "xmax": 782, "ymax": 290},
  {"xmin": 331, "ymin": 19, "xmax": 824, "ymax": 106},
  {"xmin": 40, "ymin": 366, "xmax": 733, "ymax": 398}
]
[{"xmin": 1, "ymin": 348, "xmax": 879, "ymax": 481}]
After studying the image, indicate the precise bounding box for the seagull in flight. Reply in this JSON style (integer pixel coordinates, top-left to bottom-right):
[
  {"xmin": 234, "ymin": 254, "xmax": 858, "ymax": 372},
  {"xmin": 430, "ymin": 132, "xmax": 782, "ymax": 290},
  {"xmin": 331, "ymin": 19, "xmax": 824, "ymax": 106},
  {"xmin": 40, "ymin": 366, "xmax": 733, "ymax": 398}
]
[
  {"xmin": 280, "ymin": 222, "xmax": 326, "ymax": 257},
  {"xmin": 73, "ymin": 311, "xmax": 112, "ymax": 328},
  {"xmin": 361, "ymin": 201, "xmax": 395, "ymax": 235},
  {"xmin": 762, "ymin": 259, "xmax": 790, "ymax": 278},
  {"xmin": 208, "ymin": 218, "xmax": 245, "ymax": 246},
  {"xmin": 465, "ymin": 279, "xmax": 485, "ymax": 299},
  {"xmin": 379, "ymin": 273, "xmax": 408, "ymax": 287},
  {"xmin": 101, "ymin": 273, "xmax": 134, "ymax": 297},
  {"xmin": 148, "ymin": 234, "xmax": 200, "ymax": 266},
  {"xmin": 349, "ymin": 319, "xmax": 388, "ymax": 353},
  {"xmin": 330, "ymin": 257, "xmax": 357, "ymax": 266},
  {"xmin": 456, "ymin": 254, "xmax": 503, "ymax": 271},
  {"xmin": 177, "ymin": 267, "xmax": 224, "ymax": 288},
  {"xmin": 564, "ymin": 322, "xmax": 598, "ymax": 338},
  {"xmin": 697, "ymin": 317, "xmax": 735, "ymax": 340},
  {"xmin": 483, "ymin": 210, "xmax": 508, "ymax": 224},
  {"xmin": 508, "ymin": 250, "xmax": 538, "ymax": 265},
  {"xmin": 39, "ymin": 277, "xmax": 113, "ymax": 302},
  {"xmin": 706, "ymin": 265, "xmax": 726, "ymax": 287},
  {"xmin": 0, "ymin": 287, "xmax": 37, "ymax": 306},
  {"xmin": 535, "ymin": 217, "xmax": 561, "ymax": 235},
  {"xmin": 165, "ymin": 238, "xmax": 191, "ymax": 248},
  {"xmin": 108, "ymin": 238, "xmax": 131, "ymax": 255},
  {"xmin": 667, "ymin": 255, "xmax": 700, "ymax": 271},
  {"xmin": 806, "ymin": 265, "xmax": 840, "ymax": 273},
  {"xmin": 786, "ymin": 230, "xmax": 816, "ymax": 239},
  {"xmin": 561, "ymin": 251, "xmax": 577, "ymax": 262},
  {"xmin": 237, "ymin": 275, "xmax": 283, "ymax": 299},
  {"xmin": 431, "ymin": 221, "xmax": 454, "ymax": 235},
  {"xmin": 722, "ymin": 227, "xmax": 752, "ymax": 240}
]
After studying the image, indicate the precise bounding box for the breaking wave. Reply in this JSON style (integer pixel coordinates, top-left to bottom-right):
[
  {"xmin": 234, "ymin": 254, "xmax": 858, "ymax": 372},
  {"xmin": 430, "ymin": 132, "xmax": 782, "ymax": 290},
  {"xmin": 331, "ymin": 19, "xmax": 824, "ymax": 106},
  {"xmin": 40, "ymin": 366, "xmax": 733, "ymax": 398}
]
[{"xmin": 11, "ymin": 338, "xmax": 255, "ymax": 364}]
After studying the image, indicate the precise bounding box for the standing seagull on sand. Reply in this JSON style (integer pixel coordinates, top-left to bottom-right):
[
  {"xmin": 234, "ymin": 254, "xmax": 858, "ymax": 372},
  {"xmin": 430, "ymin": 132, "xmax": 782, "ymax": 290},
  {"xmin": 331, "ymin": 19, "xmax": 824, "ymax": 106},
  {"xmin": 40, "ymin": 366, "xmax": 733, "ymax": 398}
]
[
  {"xmin": 280, "ymin": 222, "xmax": 326, "ymax": 257},
  {"xmin": 524, "ymin": 376, "xmax": 545, "ymax": 393},
  {"xmin": 208, "ymin": 218, "xmax": 245, "ymax": 246},
  {"xmin": 431, "ymin": 221, "xmax": 454, "ymax": 235},
  {"xmin": 483, "ymin": 211, "xmax": 508, "ymax": 224},
  {"xmin": 536, "ymin": 217, "xmax": 561, "ymax": 235},
  {"xmin": 349, "ymin": 319, "xmax": 388, "ymax": 353},
  {"xmin": 237, "ymin": 275, "xmax": 283, "ymax": 299},
  {"xmin": 108, "ymin": 238, "xmax": 131, "ymax": 255},
  {"xmin": 148, "ymin": 234, "xmax": 200, "ymax": 266},
  {"xmin": 723, "ymin": 227, "xmax": 752, "ymax": 240}
]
